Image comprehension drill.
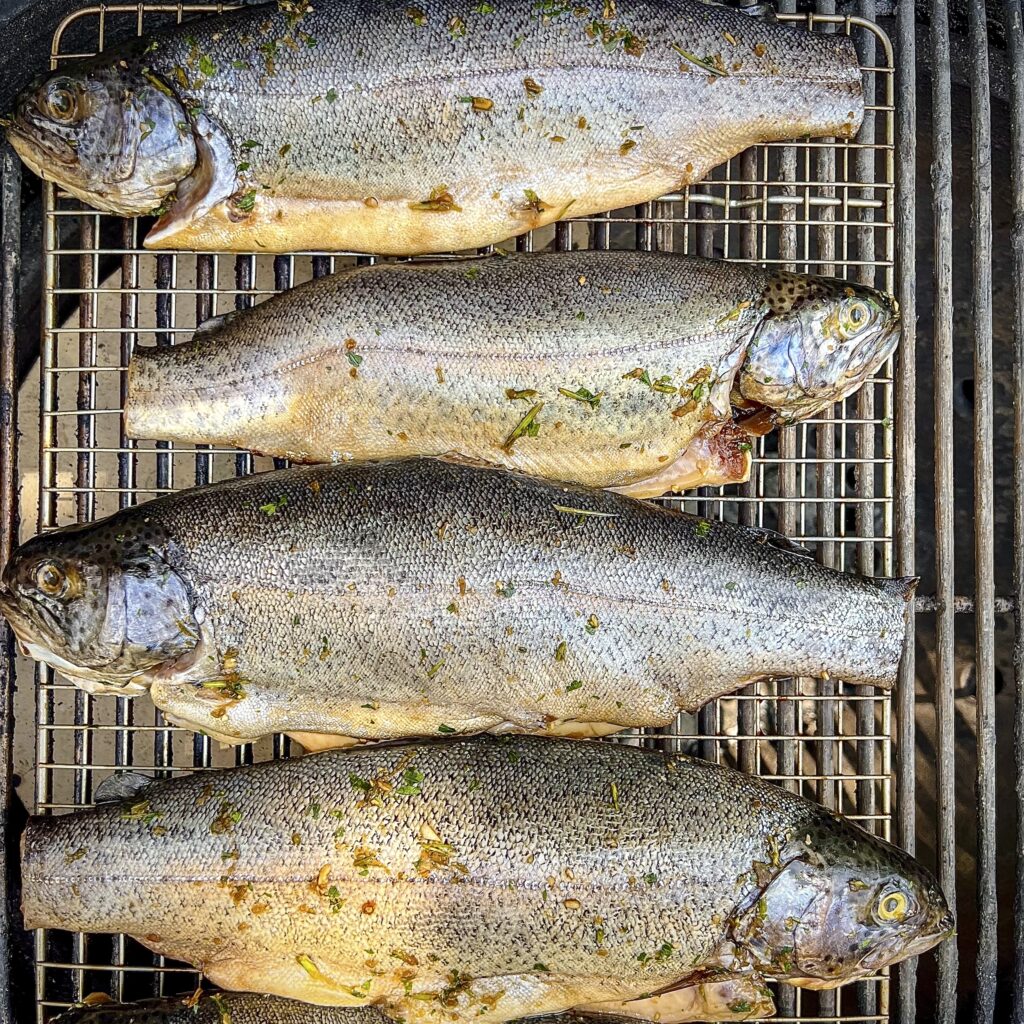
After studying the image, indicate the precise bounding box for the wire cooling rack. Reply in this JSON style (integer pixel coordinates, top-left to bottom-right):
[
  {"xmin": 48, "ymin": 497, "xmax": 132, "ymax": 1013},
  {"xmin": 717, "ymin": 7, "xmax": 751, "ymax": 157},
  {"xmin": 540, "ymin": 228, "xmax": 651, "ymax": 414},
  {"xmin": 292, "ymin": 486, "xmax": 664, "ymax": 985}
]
[{"xmin": 21, "ymin": 5, "xmax": 896, "ymax": 1022}]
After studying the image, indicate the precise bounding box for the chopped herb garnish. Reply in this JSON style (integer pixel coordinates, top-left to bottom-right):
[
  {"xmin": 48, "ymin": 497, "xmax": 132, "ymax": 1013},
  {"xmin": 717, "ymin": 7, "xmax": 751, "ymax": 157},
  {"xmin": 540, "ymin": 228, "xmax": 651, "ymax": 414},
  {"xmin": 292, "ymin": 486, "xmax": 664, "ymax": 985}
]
[
  {"xmin": 198, "ymin": 54, "xmax": 217, "ymax": 78},
  {"xmin": 409, "ymin": 184, "xmax": 461, "ymax": 213},
  {"xmin": 695, "ymin": 520, "xmax": 712, "ymax": 538},
  {"xmin": 460, "ymin": 95, "xmax": 494, "ymax": 111},
  {"xmin": 296, "ymin": 954, "xmax": 326, "ymax": 981},
  {"xmin": 502, "ymin": 401, "xmax": 543, "ymax": 451},
  {"xmin": 140, "ymin": 118, "xmax": 156, "ymax": 141},
  {"xmin": 347, "ymin": 352, "xmax": 363, "ymax": 368},
  {"xmin": 672, "ymin": 44, "xmax": 727, "ymax": 77},
  {"xmin": 552, "ymin": 504, "xmax": 617, "ymax": 519},
  {"xmin": 558, "ymin": 385, "xmax": 603, "ymax": 409},
  {"xmin": 505, "ymin": 387, "xmax": 538, "ymax": 401},
  {"xmin": 437, "ymin": 724, "xmax": 457, "ymax": 734},
  {"xmin": 326, "ymin": 885, "xmax": 345, "ymax": 912},
  {"xmin": 554, "ymin": 641, "xmax": 567, "ymax": 661},
  {"xmin": 521, "ymin": 188, "xmax": 553, "ymax": 213},
  {"xmin": 325, "ymin": 87, "xmax": 338, "ymax": 103},
  {"xmin": 235, "ymin": 189, "xmax": 257, "ymax": 214},
  {"xmin": 259, "ymin": 496, "xmax": 288, "ymax": 516},
  {"xmin": 585, "ymin": 614, "xmax": 600, "ymax": 635},
  {"xmin": 566, "ymin": 680, "xmax": 583, "ymax": 692},
  {"xmin": 395, "ymin": 767, "xmax": 425, "ymax": 796}
]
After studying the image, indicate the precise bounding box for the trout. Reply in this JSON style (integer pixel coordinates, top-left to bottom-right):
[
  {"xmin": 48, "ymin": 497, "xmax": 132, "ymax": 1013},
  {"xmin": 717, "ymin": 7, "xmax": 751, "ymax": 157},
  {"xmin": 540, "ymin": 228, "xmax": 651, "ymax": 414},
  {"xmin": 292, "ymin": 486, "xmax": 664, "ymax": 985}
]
[
  {"xmin": 125, "ymin": 252, "xmax": 900, "ymax": 497},
  {"xmin": 6, "ymin": 0, "xmax": 862, "ymax": 254},
  {"xmin": 0, "ymin": 460, "xmax": 915, "ymax": 747}
]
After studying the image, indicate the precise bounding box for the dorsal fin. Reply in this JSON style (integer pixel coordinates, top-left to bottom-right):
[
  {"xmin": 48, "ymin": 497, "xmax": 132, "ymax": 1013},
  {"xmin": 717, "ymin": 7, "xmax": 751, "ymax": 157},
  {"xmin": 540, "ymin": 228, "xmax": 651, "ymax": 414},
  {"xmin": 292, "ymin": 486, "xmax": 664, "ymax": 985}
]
[
  {"xmin": 94, "ymin": 771, "xmax": 154, "ymax": 805},
  {"xmin": 742, "ymin": 525, "xmax": 812, "ymax": 559},
  {"xmin": 195, "ymin": 308, "xmax": 241, "ymax": 336},
  {"xmin": 875, "ymin": 575, "xmax": 920, "ymax": 603}
]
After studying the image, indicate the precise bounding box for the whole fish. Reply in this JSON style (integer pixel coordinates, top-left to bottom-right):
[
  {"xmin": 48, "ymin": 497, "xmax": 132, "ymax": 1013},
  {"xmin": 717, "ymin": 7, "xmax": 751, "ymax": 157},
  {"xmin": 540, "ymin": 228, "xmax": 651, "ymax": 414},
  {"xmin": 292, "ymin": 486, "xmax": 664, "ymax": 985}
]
[
  {"xmin": 0, "ymin": 460, "xmax": 914, "ymax": 747},
  {"xmin": 5, "ymin": 0, "xmax": 863, "ymax": 254},
  {"xmin": 50, "ymin": 989, "xmax": 771, "ymax": 1024},
  {"xmin": 22, "ymin": 738, "xmax": 953, "ymax": 1018},
  {"xmin": 125, "ymin": 251, "xmax": 900, "ymax": 498}
]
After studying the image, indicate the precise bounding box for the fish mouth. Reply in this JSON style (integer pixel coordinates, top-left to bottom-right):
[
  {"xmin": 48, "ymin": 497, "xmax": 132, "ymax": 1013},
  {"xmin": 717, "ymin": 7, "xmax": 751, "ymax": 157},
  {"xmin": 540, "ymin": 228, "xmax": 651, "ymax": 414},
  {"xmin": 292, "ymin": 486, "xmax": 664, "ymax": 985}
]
[
  {"xmin": 0, "ymin": 584, "xmax": 35, "ymax": 645},
  {"xmin": 7, "ymin": 120, "xmax": 79, "ymax": 171}
]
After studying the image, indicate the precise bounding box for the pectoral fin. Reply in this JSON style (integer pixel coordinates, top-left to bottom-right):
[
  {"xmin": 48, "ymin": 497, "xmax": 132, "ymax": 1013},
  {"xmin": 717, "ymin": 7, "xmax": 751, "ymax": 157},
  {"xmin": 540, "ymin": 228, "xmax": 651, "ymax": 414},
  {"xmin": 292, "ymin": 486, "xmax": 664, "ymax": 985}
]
[
  {"xmin": 577, "ymin": 976, "xmax": 774, "ymax": 1023},
  {"xmin": 146, "ymin": 110, "xmax": 237, "ymax": 247},
  {"xmin": 610, "ymin": 421, "xmax": 752, "ymax": 500}
]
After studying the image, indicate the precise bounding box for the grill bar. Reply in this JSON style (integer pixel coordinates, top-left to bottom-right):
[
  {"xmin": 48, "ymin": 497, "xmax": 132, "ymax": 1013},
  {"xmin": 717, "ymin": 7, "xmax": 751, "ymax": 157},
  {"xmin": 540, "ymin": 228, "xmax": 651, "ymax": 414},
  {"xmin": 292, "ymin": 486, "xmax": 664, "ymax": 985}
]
[
  {"xmin": 0, "ymin": 141, "xmax": 21, "ymax": 1024},
  {"xmin": 968, "ymin": 1, "xmax": 997, "ymax": 1020},
  {"xmin": 929, "ymin": 2, "xmax": 958, "ymax": 1019},
  {"xmin": 892, "ymin": 0, "xmax": 917, "ymax": 1013},
  {"xmin": 1009, "ymin": 1, "xmax": 1024, "ymax": 1021}
]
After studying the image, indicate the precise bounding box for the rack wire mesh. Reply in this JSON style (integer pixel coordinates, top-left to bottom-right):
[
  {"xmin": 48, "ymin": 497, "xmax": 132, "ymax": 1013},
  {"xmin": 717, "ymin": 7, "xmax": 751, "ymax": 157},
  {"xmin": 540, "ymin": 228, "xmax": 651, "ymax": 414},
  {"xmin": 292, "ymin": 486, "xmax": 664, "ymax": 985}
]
[{"xmin": 7, "ymin": 4, "xmax": 901, "ymax": 1022}]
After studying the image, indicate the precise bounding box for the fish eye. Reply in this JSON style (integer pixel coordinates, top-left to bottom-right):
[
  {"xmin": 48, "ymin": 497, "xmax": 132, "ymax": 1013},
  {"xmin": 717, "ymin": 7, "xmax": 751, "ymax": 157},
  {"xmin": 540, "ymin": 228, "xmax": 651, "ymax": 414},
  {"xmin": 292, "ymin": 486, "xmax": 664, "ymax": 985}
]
[
  {"xmin": 875, "ymin": 890, "xmax": 910, "ymax": 923},
  {"xmin": 43, "ymin": 82, "xmax": 79, "ymax": 123},
  {"xmin": 34, "ymin": 560, "xmax": 67, "ymax": 597},
  {"xmin": 839, "ymin": 300, "xmax": 872, "ymax": 340}
]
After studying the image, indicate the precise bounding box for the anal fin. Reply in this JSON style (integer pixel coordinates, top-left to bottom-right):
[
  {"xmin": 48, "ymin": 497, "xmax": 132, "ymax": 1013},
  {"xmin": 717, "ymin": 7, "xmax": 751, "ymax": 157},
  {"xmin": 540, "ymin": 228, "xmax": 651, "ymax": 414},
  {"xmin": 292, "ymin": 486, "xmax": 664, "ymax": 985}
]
[{"xmin": 577, "ymin": 976, "xmax": 774, "ymax": 1023}]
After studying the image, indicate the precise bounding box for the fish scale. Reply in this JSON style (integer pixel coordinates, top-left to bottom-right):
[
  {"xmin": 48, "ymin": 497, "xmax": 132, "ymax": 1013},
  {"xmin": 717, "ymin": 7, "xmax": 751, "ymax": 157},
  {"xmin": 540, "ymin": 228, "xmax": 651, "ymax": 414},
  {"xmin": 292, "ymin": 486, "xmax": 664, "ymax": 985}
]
[
  {"xmin": 21, "ymin": 736, "xmax": 951, "ymax": 1017},
  {"xmin": 0, "ymin": 459, "xmax": 913, "ymax": 746}
]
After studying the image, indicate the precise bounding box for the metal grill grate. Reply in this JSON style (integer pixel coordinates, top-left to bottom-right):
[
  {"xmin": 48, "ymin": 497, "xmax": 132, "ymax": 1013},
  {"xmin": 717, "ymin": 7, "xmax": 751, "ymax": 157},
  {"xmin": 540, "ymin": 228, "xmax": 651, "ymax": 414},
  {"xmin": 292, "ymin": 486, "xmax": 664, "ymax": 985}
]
[{"xmin": 12, "ymin": 5, "xmax": 897, "ymax": 1022}]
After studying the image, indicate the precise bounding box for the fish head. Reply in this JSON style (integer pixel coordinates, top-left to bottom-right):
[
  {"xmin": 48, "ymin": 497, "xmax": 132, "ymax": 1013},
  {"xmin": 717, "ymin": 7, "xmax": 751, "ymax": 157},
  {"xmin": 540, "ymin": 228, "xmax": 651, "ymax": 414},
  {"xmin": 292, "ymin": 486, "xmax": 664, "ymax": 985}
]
[
  {"xmin": 5, "ymin": 60, "xmax": 195, "ymax": 215},
  {"xmin": 731, "ymin": 820, "xmax": 953, "ymax": 988},
  {"xmin": 0, "ymin": 517, "xmax": 201, "ymax": 692},
  {"xmin": 738, "ymin": 272, "xmax": 900, "ymax": 422}
]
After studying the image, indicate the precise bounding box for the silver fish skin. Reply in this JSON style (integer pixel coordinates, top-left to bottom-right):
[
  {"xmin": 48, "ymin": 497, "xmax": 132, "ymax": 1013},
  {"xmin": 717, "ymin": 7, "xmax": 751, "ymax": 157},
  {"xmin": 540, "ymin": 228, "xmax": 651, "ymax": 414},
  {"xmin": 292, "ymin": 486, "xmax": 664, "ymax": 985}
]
[
  {"xmin": 6, "ymin": 0, "xmax": 863, "ymax": 254},
  {"xmin": 49, "ymin": 990, "xmax": 771, "ymax": 1024},
  {"xmin": 0, "ymin": 460, "xmax": 914, "ymax": 746},
  {"xmin": 22, "ymin": 738, "xmax": 952, "ymax": 1016},
  {"xmin": 124, "ymin": 252, "xmax": 900, "ymax": 497}
]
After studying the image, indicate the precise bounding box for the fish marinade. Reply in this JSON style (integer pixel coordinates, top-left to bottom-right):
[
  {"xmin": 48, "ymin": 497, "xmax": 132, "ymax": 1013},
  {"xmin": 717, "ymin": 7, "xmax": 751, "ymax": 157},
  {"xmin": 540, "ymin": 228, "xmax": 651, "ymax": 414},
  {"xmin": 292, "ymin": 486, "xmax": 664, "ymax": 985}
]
[
  {"xmin": 125, "ymin": 252, "xmax": 900, "ymax": 497},
  {"xmin": 7, "ymin": 0, "xmax": 862, "ymax": 253},
  {"xmin": 0, "ymin": 460, "xmax": 914, "ymax": 747},
  {"xmin": 22, "ymin": 738, "xmax": 952, "ymax": 1017}
]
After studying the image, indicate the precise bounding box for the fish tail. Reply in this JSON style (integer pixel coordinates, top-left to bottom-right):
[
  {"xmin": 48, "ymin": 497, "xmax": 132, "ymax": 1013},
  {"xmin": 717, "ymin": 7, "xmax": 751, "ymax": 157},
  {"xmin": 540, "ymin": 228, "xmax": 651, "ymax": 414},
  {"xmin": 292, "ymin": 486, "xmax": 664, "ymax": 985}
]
[{"xmin": 124, "ymin": 343, "xmax": 221, "ymax": 445}]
